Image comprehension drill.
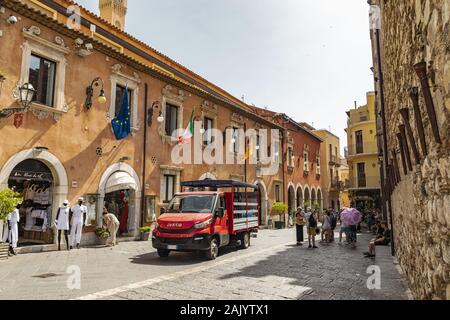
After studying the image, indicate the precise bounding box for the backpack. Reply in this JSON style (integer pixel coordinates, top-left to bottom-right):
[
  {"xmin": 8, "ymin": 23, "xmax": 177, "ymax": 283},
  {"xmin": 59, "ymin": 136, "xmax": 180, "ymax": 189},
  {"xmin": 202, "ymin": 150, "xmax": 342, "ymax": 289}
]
[
  {"xmin": 330, "ymin": 215, "xmax": 337, "ymax": 229},
  {"xmin": 308, "ymin": 213, "xmax": 317, "ymax": 228}
]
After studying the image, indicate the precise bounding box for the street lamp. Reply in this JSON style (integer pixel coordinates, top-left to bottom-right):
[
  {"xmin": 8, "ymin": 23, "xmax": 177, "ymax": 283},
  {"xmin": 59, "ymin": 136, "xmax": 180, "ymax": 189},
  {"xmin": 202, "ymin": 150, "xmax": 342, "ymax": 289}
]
[
  {"xmin": 19, "ymin": 83, "xmax": 36, "ymax": 109},
  {"xmin": 147, "ymin": 101, "xmax": 164, "ymax": 127},
  {"xmin": 85, "ymin": 77, "xmax": 107, "ymax": 110}
]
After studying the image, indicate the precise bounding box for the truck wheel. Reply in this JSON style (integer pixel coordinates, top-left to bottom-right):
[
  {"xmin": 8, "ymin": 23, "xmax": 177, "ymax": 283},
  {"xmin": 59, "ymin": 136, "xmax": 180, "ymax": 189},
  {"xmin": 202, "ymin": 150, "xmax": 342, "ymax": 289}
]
[
  {"xmin": 240, "ymin": 232, "xmax": 250, "ymax": 249},
  {"xmin": 205, "ymin": 238, "xmax": 219, "ymax": 260},
  {"xmin": 157, "ymin": 249, "xmax": 170, "ymax": 258}
]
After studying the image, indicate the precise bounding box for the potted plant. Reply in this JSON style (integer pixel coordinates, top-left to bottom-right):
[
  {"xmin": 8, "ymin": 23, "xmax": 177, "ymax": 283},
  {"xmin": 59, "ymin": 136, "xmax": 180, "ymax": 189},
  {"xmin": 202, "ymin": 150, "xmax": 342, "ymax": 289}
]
[
  {"xmin": 271, "ymin": 202, "xmax": 288, "ymax": 229},
  {"xmin": 139, "ymin": 226, "xmax": 152, "ymax": 241},
  {"xmin": 95, "ymin": 228, "xmax": 110, "ymax": 246},
  {"xmin": 0, "ymin": 188, "xmax": 22, "ymax": 243}
]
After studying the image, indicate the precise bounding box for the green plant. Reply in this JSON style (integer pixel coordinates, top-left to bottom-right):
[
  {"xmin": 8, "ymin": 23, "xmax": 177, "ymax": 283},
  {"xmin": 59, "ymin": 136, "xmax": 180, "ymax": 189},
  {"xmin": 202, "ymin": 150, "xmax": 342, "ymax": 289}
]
[
  {"xmin": 0, "ymin": 188, "xmax": 22, "ymax": 221},
  {"xmin": 95, "ymin": 228, "xmax": 110, "ymax": 239},
  {"xmin": 271, "ymin": 202, "xmax": 288, "ymax": 217},
  {"xmin": 312, "ymin": 201, "xmax": 321, "ymax": 213},
  {"xmin": 139, "ymin": 226, "xmax": 151, "ymax": 233}
]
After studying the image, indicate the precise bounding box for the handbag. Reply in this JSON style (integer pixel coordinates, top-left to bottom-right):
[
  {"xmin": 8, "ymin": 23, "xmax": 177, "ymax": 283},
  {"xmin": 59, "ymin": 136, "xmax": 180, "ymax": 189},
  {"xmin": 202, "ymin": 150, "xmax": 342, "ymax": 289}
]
[{"xmin": 315, "ymin": 228, "xmax": 321, "ymax": 235}]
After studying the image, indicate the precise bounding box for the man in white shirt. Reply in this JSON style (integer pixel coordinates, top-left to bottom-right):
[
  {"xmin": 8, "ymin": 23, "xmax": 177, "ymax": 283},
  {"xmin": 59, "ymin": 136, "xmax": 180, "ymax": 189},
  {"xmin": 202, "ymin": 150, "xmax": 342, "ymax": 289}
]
[{"xmin": 70, "ymin": 197, "xmax": 87, "ymax": 249}]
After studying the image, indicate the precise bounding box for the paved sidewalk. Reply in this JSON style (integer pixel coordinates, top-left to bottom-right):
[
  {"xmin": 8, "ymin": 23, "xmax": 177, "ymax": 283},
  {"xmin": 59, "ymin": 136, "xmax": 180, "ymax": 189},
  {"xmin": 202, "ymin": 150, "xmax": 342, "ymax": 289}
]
[{"xmin": 0, "ymin": 228, "xmax": 411, "ymax": 300}]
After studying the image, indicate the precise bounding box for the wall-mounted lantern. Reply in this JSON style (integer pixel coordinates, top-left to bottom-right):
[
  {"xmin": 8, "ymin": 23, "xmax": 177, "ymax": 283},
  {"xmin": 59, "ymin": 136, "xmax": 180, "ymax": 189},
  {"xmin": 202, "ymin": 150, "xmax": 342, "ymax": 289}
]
[
  {"xmin": 147, "ymin": 101, "xmax": 164, "ymax": 127},
  {"xmin": 85, "ymin": 77, "xmax": 107, "ymax": 110}
]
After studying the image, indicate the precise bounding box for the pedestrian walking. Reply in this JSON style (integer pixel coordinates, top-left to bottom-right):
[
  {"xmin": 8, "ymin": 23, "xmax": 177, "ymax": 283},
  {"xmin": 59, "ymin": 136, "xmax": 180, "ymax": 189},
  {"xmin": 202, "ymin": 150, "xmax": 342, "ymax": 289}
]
[
  {"xmin": 322, "ymin": 211, "xmax": 333, "ymax": 243},
  {"xmin": 7, "ymin": 204, "xmax": 21, "ymax": 256},
  {"xmin": 55, "ymin": 200, "xmax": 70, "ymax": 251},
  {"xmin": 295, "ymin": 207, "xmax": 306, "ymax": 246},
  {"xmin": 102, "ymin": 207, "xmax": 120, "ymax": 247},
  {"xmin": 305, "ymin": 207, "xmax": 318, "ymax": 249},
  {"xmin": 70, "ymin": 197, "xmax": 87, "ymax": 249}
]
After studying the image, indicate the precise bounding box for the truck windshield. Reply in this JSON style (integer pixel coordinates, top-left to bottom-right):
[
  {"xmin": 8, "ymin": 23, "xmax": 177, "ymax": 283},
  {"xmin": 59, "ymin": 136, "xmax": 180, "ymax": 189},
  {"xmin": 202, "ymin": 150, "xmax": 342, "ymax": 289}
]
[{"xmin": 167, "ymin": 195, "xmax": 216, "ymax": 214}]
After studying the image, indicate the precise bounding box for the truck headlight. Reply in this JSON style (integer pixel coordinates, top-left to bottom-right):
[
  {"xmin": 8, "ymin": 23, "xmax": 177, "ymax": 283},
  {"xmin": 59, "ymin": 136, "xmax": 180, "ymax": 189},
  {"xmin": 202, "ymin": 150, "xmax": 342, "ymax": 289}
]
[{"xmin": 194, "ymin": 219, "xmax": 212, "ymax": 229}]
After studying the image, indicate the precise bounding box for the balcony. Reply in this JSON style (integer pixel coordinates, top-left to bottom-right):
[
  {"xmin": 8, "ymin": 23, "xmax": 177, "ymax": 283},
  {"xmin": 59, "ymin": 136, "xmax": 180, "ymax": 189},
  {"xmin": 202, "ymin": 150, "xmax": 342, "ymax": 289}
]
[
  {"xmin": 347, "ymin": 176, "xmax": 381, "ymax": 190},
  {"xmin": 329, "ymin": 155, "xmax": 341, "ymax": 167},
  {"xmin": 347, "ymin": 142, "xmax": 379, "ymax": 157},
  {"xmin": 330, "ymin": 178, "xmax": 345, "ymax": 191},
  {"xmin": 347, "ymin": 111, "xmax": 372, "ymax": 126}
]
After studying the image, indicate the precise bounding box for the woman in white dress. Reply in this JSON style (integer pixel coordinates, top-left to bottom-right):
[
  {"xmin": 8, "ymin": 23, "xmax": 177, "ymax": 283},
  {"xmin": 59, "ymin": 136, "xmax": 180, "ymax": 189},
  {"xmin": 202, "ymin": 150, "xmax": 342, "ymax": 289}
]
[{"xmin": 55, "ymin": 200, "xmax": 71, "ymax": 251}]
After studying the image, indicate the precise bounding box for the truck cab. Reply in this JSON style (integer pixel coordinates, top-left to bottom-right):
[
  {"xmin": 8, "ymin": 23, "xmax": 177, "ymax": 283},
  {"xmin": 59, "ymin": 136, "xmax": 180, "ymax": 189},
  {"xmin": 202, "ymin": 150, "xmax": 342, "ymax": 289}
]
[{"xmin": 152, "ymin": 180, "xmax": 260, "ymax": 260}]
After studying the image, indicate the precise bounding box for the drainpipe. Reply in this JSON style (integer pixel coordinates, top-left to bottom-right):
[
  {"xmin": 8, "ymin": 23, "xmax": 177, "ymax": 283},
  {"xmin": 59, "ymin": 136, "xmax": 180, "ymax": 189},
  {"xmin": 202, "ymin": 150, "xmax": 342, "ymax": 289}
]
[
  {"xmin": 141, "ymin": 83, "xmax": 149, "ymax": 228},
  {"xmin": 371, "ymin": 3, "xmax": 395, "ymax": 256}
]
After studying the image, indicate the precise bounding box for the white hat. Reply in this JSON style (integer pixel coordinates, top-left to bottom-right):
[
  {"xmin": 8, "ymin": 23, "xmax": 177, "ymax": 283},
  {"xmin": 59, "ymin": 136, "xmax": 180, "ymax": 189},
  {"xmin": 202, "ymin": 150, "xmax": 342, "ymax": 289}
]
[
  {"xmin": 63, "ymin": 200, "xmax": 69, "ymax": 206},
  {"xmin": 78, "ymin": 197, "xmax": 84, "ymax": 202}
]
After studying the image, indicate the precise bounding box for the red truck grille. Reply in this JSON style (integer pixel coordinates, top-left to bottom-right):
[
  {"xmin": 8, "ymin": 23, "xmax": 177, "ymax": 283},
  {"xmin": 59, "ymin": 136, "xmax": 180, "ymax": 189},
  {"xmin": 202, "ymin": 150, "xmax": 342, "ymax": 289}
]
[
  {"xmin": 159, "ymin": 228, "xmax": 194, "ymax": 234},
  {"xmin": 160, "ymin": 238, "xmax": 190, "ymax": 245}
]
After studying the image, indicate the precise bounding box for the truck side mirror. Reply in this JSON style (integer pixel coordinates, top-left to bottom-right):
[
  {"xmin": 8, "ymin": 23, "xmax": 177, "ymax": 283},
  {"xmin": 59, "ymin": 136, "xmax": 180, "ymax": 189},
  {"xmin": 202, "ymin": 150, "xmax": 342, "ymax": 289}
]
[{"xmin": 160, "ymin": 207, "xmax": 166, "ymax": 215}]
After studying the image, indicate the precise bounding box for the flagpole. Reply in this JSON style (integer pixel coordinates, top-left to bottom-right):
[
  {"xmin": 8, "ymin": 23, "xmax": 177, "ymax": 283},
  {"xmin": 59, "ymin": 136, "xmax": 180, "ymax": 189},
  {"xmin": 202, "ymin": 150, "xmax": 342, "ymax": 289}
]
[{"xmin": 244, "ymin": 122, "xmax": 247, "ymax": 183}]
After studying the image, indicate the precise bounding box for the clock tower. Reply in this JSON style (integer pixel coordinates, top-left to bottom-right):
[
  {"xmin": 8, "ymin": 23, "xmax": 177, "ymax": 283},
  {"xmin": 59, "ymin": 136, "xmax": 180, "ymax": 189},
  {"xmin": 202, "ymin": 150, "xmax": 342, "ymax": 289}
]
[{"xmin": 99, "ymin": 0, "xmax": 128, "ymax": 31}]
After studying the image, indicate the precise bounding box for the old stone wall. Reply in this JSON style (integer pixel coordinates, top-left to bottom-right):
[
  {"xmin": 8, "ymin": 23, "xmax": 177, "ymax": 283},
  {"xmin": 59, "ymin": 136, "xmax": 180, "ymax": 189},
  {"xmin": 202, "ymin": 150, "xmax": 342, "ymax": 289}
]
[{"xmin": 380, "ymin": 0, "xmax": 450, "ymax": 300}]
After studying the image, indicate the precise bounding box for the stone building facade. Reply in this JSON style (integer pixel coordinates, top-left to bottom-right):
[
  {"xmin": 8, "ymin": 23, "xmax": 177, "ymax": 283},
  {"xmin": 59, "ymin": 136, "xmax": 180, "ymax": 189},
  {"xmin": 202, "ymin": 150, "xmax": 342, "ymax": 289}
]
[
  {"xmin": 0, "ymin": 0, "xmax": 283, "ymax": 249},
  {"xmin": 369, "ymin": 0, "xmax": 449, "ymax": 300}
]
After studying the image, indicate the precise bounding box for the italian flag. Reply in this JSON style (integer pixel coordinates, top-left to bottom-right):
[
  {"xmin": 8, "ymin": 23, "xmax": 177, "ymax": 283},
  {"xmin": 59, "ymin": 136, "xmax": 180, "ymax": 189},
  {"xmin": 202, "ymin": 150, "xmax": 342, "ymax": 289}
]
[{"xmin": 178, "ymin": 110, "xmax": 194, "ymax": 144}]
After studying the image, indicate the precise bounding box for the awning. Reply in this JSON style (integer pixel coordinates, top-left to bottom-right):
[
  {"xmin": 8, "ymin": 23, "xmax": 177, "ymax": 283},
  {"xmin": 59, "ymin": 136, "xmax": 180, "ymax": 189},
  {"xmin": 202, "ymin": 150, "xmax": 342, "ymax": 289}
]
[{"xmin": 105, "ymin": 172, "xmax": 137, "ymax": 194}]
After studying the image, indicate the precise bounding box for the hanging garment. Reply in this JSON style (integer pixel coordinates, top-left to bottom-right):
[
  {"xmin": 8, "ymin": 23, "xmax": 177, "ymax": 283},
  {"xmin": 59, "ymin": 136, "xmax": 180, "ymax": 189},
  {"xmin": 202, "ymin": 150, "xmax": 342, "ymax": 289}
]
[
  {"xmin": 70, "ymin": 204, "xmax": 87, "ymax": 246},
  {"xmin": 119, "ymin": 202, "xmax": 129, "ymax": 234},
  {"xmin": 56, "ymin": 207, "xmax": 70, "ymax": 231},
  {"xmin": 7, "ymin": 209, "xmax": 20, "ymax": 249},
  {"xmin": 25, "ymin": 207, "xmax": 34, "ymax": 230}
]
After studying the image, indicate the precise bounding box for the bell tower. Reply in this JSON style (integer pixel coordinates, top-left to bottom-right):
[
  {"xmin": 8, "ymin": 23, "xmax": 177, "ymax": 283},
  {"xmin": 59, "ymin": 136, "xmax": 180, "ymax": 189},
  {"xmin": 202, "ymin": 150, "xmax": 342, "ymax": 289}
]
[{"xmin": 99, "ymin": 0, "xmax": 128, "ymax": 31}]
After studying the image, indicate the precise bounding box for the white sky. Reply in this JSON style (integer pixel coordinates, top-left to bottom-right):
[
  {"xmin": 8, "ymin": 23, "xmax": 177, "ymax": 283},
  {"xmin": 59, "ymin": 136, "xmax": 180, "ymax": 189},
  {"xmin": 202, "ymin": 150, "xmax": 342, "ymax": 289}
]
[{"xmin": 76, "ymin": 0, "xmax": 375, "ymax": 153}]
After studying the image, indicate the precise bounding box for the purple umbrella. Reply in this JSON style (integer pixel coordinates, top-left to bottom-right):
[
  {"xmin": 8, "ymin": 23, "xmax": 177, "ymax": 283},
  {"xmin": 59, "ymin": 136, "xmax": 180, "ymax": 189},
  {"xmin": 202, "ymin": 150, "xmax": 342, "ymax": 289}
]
[{"xmin": 340, "ymin": 208, "xmax": 362, "ymax": 226}]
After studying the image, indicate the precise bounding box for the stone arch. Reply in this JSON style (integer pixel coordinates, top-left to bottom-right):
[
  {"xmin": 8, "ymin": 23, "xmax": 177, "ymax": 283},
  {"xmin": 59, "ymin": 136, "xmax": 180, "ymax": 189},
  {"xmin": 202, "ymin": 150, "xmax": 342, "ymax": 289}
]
[
  {"xmin": 253, "ymin": 179, "xmax": 268, "ymax": 226},
  {"xmin": 304, "ymin": 185, "xmax": 311, "ymax": 209},
  {"xmin": 0, "ymin": 148, "xmax": 68, "ymax": 244},
  {"xmin": 296, "ymin": 184, "xmax": 304, "ymax": 208},
  {"xmin": 98, "ymin": 162, "xmax": 141, "ymax": 236},
  {"xmin": 317, "ymin": 187, "xmax": 323, "ymax": 212},
  {"xmin": 287, "ymin": 183, "xmax": 296, "ymax": 215}
]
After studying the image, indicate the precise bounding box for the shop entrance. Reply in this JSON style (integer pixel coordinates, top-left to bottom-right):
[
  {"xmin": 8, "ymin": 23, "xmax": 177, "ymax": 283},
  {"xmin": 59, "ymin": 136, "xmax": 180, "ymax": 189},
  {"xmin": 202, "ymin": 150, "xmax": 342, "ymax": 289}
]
[
  {"xmin": 104, "ymin": 189, "xmax": 134, "ymax": 237},
  {"xmin": 7, "ymin": 159, "xmax": 54, "ymax": 247}
]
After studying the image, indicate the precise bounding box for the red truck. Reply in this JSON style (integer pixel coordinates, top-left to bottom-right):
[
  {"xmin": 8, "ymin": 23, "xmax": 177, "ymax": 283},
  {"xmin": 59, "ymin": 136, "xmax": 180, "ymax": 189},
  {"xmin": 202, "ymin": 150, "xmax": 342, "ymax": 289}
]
[{"xmin": 152, "ymin": 180, "xmax": 260, "ymax": 260}]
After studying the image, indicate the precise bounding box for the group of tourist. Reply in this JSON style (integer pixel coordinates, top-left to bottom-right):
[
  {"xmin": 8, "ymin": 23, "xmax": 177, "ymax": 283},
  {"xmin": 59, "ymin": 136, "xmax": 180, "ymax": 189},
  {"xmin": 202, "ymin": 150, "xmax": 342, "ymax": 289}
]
[{"xmin": 294, "ymin": 207, "xmax": 391, "ymax": 258}]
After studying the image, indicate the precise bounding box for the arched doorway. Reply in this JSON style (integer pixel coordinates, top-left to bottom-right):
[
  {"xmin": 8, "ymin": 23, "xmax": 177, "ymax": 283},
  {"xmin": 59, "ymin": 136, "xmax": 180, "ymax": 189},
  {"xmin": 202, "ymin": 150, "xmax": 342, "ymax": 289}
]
[
  {"xmin": 317, "ymin": 189, "xmax": 323, "ymax": 212},
  {"xmin": 304, "ymin": 187, "xmax": 311, "ymax": 210},
  {"xmin": 254, "ymin": 180, "xmax": 268, "ymax": 226},
  {"xmin": 288, "ymin": 185, "xmax": 296, "ymax": 215},
  {"xmin": 7, "ymin": 160, "xmax": 54, "ymax": 246},
  {"xmin": 0, "ymin": 149, "xmax": 68, "ymax": 247},
  {"xmin": 99, "ymin": 163, "xmax": 141, "ymax": 238},
  {"xmin": 296, "ymin": 185, "xmax": 303, "ymax": 209}
]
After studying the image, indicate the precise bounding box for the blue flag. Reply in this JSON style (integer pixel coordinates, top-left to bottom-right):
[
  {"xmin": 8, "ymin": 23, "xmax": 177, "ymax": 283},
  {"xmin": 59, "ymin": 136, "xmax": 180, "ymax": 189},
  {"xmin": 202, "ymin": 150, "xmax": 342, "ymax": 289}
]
[{"xmin": 111, "ymin": 87, "xmax": 131, "ymax": 140}]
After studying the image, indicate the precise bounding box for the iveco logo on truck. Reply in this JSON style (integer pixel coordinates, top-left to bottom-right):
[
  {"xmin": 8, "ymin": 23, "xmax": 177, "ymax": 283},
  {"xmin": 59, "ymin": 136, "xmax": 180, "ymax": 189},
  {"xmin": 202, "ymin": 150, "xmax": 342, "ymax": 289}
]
[{"xmin": 167, "ymin": 223, "xmax": 183, "ymax": 228}]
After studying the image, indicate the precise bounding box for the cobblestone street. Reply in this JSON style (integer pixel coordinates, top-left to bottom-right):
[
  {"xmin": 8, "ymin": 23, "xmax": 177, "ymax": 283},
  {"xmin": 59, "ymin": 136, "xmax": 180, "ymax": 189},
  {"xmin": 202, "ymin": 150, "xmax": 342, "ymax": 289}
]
[{"xmin": 0, "ymin": 228, "xmax": 410, "ymax": 300}]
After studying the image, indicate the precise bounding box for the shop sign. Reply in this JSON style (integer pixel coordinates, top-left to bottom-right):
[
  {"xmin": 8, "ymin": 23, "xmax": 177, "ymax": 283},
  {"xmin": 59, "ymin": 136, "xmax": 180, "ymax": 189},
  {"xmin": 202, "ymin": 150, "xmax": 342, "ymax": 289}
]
[{"xmin": 11, "ymin": 170, "xmax": 52, "ymax": 181}]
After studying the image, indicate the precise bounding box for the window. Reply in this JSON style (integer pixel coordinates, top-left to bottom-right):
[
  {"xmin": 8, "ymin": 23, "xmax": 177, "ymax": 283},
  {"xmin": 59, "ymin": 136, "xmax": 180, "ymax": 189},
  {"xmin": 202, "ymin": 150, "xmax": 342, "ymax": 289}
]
[
  {"xmin": 114, "ymin": 85, "xmax": 132, "ymax": 117},
  {"xmin": 144, "ymin": 196, "xmax": 156, "ymax": 222},
  {"xmin": 29, "ymin": 54, "xmax": 56, "ymax": 107},
  {"xmin": 356, "ymin": 131, "xmax": 364, "ymax": 154},
  {"xmin": 288, "ymin": 147, "xmax": 294, "ymax": 167},
  {"xmin": 329, "ymin": 144, "xmax": 332, "ymax": 161},
  {"xmin": 165, "ymin": 104, "xmax": 179, "ymax": 136},
  {"xmin": 273, "ymin": 140, "xmax": 280, "ymax": 164},
  {"xmin": 303, "ymin": 151, "xmax": 309, "ymax": 173},
  {"xmin": 316, "ymin": 157, "xmax": 321, "ymax": 175},
  {"xmin": 203, "ymin": 117, "xmax": 214, "ymax": 145},
  {"xmin": 163, "ymin": 175, "xmax": 176, "ymax": 203},
  {"xmin": 256, "ymin": 134, "xmax": 261, "ymax": 161},
  {"xmin": 231, "ymin": 127, "xmax": 239, "ymax": 153},
  {"xmin": 357, "ymin": 163, "xmax": 366, "ymax": 188},
  {"xmin": 274, "ymin": 184, "xmax": 282, "ymax": 202}
]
